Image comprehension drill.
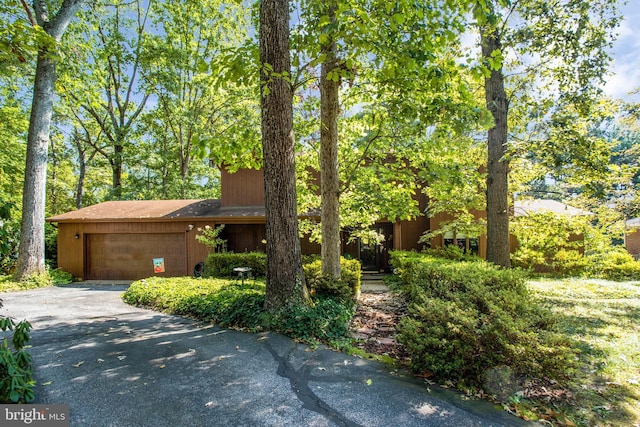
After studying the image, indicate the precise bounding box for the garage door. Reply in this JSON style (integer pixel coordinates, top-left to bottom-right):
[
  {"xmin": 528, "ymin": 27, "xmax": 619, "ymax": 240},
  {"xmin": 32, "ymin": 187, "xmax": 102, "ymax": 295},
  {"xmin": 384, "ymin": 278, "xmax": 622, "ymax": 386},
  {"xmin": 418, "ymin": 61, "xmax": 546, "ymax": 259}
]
[{"xmin": 86, "ymin": 233, "xmax": 187, "ymax": 280}]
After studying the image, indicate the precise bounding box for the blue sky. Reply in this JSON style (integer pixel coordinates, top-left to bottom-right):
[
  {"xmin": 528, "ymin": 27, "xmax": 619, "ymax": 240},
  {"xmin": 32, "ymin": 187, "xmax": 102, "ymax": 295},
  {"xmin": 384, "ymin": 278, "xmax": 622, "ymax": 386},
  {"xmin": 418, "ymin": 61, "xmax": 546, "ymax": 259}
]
[{"xmin": 604, "ymin": 1, "xmax": 640, "ymax": 101}]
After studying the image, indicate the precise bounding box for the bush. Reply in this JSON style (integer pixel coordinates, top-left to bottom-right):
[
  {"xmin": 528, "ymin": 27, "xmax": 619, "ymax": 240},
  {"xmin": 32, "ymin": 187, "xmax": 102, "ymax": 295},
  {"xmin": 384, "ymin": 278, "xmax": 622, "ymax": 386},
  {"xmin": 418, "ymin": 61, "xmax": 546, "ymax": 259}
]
[
  {"xmin": 206, "ymin": 252, "xmax": 362, "ymax": 301},
  {"xmin": 586, "ymin": 248, "xmax": 640, "ymax": 281},
  {"xmin": 266, "ymin": 297, "xmax": 354, "ymax": 344},
  {"xmin": 0, "ymin": 299, "xmax": 34, "ymax": 403},
  {"xmin": 390, "ymin": 251, "xmax": 576, "ymax": 390},
  {"xmin": 205, "ymin": 252, "xmax": 267, "ymax": 278},
  {"xmin": 303, "ymin": 257, "xmax": 361, "ymax": 302}
]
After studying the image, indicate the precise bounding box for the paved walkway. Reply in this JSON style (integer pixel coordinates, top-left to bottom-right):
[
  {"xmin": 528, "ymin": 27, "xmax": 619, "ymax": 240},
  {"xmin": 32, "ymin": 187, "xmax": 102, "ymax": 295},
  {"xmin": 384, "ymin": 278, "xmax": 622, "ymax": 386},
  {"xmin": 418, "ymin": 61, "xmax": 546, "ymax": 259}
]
[{"xmin": 0, "ymin": 283, "xmax": 535, "ymax": 427}]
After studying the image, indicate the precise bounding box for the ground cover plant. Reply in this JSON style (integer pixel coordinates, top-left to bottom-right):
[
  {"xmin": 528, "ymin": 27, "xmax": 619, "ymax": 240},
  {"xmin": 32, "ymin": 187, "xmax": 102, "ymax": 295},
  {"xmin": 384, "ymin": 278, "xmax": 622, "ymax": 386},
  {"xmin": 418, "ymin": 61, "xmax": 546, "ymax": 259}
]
[
  {"xmin": 122, "ymin": 276, "xmax": 355, "ymax": 346},
  {"xmin": 0, "ymin": 269, "xmax": 73, "ymax": 293}
]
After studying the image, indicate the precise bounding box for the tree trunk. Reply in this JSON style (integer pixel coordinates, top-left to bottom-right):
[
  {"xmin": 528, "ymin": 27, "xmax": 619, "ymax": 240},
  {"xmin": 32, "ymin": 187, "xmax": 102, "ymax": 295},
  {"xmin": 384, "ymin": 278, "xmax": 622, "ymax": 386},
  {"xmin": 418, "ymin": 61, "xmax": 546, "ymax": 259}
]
[
  {"xmin": 260, "ymin": 0, "xmax": 311, "ymax": 311},
  {"xmin": 13, "ymin": 0, "xmax": 83, "ymax": 281},
  {"xmin": 319, "ymin": 3, "xmax": 341, "ymax": 279},
  {"xmin": 482, "ymin": 24, "xmax": 511, "ymax": 268},
  {"xmin": 13, "ymin": 52, "xmax": 54, "ymax": 280}
]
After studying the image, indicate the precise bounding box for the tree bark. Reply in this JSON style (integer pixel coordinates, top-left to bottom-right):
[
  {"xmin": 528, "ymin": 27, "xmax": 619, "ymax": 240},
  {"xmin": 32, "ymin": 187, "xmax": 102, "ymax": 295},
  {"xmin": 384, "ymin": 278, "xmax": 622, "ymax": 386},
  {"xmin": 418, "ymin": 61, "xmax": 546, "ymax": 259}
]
[
  {"xmin": 260, "ymin": 0, "xmax": 311, "ymax": 311},
  {"xmin": 482, "ymin": 24, "xmax": 511, "ymax": 268},
  {"xmin": 14, "ymin": 0, "xmax": 83, "ymax": 280},
  {"xmin": 319, "ymin": 3, "xmax": 341, "ymax": 279}
]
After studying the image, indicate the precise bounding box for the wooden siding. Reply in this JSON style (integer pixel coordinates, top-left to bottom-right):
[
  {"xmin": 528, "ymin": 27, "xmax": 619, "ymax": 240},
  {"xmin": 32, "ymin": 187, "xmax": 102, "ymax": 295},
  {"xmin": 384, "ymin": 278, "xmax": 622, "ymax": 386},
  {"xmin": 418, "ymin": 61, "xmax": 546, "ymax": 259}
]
[
  {"xmin": 221, "ymin": 168, "xmax": 265, "ymax": 207},
  {"xmin": 626, "ymin": 229, "xmax": 640, "ymax": 259}
]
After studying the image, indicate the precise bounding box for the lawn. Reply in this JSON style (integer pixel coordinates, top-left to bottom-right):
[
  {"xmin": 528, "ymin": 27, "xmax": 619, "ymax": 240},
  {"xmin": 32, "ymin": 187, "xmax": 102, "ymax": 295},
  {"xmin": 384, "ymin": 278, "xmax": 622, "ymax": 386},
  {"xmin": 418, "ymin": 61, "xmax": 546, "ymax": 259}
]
[{"xmin": 526, "ymin": 277, "xmax": 640, "ymax": 427}]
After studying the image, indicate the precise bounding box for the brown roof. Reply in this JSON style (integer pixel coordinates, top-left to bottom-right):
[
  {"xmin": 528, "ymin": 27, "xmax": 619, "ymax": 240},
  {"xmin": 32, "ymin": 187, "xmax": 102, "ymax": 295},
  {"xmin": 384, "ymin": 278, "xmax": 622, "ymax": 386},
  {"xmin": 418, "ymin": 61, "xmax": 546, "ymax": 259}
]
[{"xmin": 46, "ymin": 199, "xmax": 267, "ymax": 222}]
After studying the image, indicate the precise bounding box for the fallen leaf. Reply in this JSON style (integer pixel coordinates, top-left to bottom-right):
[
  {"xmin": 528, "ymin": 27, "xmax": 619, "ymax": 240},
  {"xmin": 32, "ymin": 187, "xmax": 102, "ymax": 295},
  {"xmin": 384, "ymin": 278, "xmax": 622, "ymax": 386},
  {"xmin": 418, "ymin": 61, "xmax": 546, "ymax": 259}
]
[
  {"xmin": 117, "ymin": 356, "xmax": 127, "ymax": 361},
  {"xmin": 366, "ymin": 379, "xmax": 372, "ymax": 386},
  {"xmin": 205, "ymin": 401, "xmax": 215, "ymax": 407},
  {"xmin": 72, "ymin": 361, "xmax": 84, "ymax": 368},
  {"xmin": 41, "ymin": 381, "xmax": 52, "ymax": 386},
  {"xmin": 97, "ymin": 358, "xmax": 104, "ymax": 363},
  {"xmin": 159, "ymin": 364, "xmax": 166, "ymax": 369}
]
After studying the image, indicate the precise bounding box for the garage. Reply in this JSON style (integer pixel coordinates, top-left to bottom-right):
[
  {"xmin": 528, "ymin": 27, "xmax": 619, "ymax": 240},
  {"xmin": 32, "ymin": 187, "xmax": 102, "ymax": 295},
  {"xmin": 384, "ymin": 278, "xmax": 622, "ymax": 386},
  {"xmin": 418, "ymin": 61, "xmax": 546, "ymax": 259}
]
[
  {"xmin": 85, "ymin": 233, "xmax": 186, "ymax": 280},
  {"xmin": 46, "ymin": 199, "xmax": 230, "ymax": 281}
]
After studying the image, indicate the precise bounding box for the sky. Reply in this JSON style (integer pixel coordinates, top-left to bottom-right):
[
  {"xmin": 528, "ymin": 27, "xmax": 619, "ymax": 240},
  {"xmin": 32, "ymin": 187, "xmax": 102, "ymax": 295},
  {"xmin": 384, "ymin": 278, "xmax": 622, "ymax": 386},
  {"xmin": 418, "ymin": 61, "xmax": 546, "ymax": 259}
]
[{"xmin": 604, "ymin": 1, "xmax": 640, "ymax": 102}]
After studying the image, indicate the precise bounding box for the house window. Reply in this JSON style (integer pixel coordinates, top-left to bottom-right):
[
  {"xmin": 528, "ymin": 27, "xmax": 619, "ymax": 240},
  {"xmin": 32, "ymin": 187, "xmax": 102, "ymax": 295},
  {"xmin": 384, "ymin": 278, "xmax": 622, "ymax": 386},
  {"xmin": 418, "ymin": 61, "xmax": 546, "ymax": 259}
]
[{"xmin": 443, "ymin": 231, "xmax": 479, "ymax": 255}]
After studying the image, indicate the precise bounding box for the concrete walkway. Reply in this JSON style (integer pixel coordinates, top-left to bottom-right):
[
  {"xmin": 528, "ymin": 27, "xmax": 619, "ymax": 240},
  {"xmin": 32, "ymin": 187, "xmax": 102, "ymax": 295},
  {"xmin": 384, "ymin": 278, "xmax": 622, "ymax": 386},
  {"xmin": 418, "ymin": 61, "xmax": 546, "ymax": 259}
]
[{"xmin": 0, "ymin": 283, "xmax": 535, "ymax": 427}]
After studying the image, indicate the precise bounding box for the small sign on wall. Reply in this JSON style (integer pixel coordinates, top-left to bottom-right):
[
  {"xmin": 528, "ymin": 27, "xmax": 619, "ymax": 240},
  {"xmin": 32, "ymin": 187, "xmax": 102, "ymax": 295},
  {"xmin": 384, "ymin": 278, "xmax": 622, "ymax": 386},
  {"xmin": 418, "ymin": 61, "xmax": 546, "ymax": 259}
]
[{"xmin": 153, "ymin": 258, "xmax": 165, "ymax": 273}]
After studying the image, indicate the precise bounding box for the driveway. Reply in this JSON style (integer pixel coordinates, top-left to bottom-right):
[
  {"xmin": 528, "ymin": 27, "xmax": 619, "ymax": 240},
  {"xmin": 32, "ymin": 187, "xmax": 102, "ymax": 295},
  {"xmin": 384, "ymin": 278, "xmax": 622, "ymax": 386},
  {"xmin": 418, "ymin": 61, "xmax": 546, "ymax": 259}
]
[{"xmin": 0, "ymin": 284, "xmax": 533, "ymax": 427}]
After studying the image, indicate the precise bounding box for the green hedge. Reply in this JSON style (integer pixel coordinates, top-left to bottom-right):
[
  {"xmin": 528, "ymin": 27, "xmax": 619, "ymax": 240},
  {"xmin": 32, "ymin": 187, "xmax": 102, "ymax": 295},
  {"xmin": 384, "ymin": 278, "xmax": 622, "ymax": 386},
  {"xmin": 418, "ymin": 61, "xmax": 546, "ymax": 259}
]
[
  {"xmin": 205, "ymin": 253, "xmax": 361, "ymax": 302},
  {"xmin": 390, "ymin": 251, "xmax": 576, "ymax": 389},
  {"xmin": 205, "ymin": 252, "xmax": 267, "ymax": 278}
]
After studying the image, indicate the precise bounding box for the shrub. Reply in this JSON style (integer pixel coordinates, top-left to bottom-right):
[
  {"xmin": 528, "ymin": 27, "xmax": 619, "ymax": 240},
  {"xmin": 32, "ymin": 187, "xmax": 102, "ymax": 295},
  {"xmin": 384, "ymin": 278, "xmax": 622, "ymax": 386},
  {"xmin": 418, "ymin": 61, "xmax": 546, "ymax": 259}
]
[
  {"xmin": 303, "ymin": 257, "xmax": 361, "ymax": 302},
  {"xmin": 0, "ymin": 299, "xmax": 34, "ymax": 403},
  {"xmin": 205, "ymin": 252, "xmax": 267, "ymax": 278},
  {"xmin": 390, "ymin": 251, "xmax": 576, "ymax": 390},
  {"xmin": 206, "ymin": 252, "xmax": 362, "ymax": 301},
  {"xmin": 266, "ymin": 297, "xmax": 354, "ymax": 344},
  {"xmin": 586, "ymin": 248, "xmax": 640, "ymax": 281}
]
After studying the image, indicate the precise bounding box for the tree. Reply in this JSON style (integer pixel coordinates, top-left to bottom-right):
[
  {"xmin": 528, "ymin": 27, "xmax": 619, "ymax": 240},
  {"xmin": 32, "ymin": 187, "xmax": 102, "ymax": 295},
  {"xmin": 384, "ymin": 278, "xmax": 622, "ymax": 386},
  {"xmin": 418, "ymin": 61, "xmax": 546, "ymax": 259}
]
[
  {"xmin": 260, "ymin": 0, "xmax": 311, "ymax": 311},
  {"xmin": 141, "ymin": 0, "xmax": 258, "ymax": 198},
  {"xmin": 472, "ymin": 0, "xmax": 622, "ymax": 268},
  {"xmin": 318, "ymin": 1, "xmax": 341, "ymax": 278},
  {"xmin": 14, "ymin": 0, "xmax": 83, "ymax": 281},
  {"xmin": 479, "ymin": 3, "xmax": 510, "ymax": 267},
  {"xmin": 59, "ymin": 0, "xmax": 151, "ymax": 200}
]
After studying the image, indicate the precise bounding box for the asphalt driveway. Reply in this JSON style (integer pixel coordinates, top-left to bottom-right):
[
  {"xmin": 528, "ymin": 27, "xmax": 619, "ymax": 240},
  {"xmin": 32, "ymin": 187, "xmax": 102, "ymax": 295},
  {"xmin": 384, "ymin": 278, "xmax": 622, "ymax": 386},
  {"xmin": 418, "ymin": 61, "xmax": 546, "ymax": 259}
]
[{"xmin": 0, "ymin": 283, "xmax": 534, "ymax": 426}]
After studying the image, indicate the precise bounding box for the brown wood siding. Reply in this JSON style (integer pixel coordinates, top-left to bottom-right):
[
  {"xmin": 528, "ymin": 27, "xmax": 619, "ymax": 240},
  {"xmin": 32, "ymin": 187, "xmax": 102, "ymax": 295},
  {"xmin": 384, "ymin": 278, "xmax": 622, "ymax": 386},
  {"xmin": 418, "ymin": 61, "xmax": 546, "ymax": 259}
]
[
  {"xmin": 221, "ymin": 168, "xmax": 265, "ymax": 207},
  {"xmin": 627, "ymin": 229, "xmax": 640, "ymax": 259}
]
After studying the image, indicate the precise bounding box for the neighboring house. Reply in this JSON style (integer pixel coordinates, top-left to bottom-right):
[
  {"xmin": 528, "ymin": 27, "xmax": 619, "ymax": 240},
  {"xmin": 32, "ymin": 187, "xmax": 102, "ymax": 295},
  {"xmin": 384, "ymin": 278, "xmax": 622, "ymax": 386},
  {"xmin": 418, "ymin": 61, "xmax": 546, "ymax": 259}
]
[
  {"xmin": 513, "ymin": 199, "xmax": 594, "ymax": 218},
  {"xmin": 48, "ymin": 167, "xmax": 429, "ymax": 280},
  {"xmin": 626, "ymin": 218, "xmax": 640, "ymax": 260}
]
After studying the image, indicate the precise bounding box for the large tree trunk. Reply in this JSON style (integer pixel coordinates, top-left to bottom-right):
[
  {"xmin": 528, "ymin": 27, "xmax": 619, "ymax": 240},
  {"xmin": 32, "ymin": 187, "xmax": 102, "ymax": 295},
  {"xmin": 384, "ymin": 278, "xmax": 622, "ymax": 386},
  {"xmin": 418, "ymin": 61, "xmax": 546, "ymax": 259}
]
[
  {"xmin": 482, "ymin": 24, "xmax": 511, "ymax": 268},
  {"xmin": 14, "ymin": 0, "xmax": 83, "ymax": 281},
  {"xmin": 260, "ymin": 0, "xmax": 311, "ymax": 311},
  {"xmin": 13, "ymin": 52, "xmax": 54, "ymax": 280},
  {"xmin": 319, "ymin": 3, "xmax": 341, "ymax": 279}
]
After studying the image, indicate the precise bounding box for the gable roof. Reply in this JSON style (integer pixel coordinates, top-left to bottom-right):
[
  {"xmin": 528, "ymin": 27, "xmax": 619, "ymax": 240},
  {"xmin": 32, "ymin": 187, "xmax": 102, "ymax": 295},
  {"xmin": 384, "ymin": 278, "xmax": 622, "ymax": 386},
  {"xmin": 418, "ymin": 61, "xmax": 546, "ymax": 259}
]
[
  {"xmin": 46, "ymin": 199, "xmax": 266, "ymax": 223},
  {"xmin": 627, "ymin": 218, "xmax": 640, "ymax": 228},
  {"xmin": 513, "ymin": 199, "xmax": 593, "ymax": 217}
]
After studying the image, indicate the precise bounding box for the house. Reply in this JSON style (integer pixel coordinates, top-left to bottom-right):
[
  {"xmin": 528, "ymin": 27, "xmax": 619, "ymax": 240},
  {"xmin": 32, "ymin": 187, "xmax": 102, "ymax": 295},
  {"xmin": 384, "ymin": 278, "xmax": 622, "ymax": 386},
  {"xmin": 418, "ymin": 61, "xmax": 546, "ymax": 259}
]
[
  {"xmin": 626, "ymin": 218, "xmax": 640, "ymax": 260},
  {"xmin": 47, "ymin": 167, "xmax": 429, "ymax": 280}
]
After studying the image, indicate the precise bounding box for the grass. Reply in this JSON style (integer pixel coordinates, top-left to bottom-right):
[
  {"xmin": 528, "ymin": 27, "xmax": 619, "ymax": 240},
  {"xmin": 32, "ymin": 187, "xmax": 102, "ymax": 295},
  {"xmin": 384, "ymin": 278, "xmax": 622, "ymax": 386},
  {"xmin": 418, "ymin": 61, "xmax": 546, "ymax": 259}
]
[{"xmin": 524, "ymin": 277, "xmax": 640, "ymax": 427}]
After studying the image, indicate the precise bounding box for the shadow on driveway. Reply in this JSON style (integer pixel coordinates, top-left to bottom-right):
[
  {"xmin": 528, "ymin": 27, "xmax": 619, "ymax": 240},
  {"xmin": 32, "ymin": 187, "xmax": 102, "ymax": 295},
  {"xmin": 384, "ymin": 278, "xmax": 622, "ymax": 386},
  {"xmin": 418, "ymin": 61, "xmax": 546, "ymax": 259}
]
[{"xmin": 0, "ymin": 284, "xmax": 535, "ymax": 427}]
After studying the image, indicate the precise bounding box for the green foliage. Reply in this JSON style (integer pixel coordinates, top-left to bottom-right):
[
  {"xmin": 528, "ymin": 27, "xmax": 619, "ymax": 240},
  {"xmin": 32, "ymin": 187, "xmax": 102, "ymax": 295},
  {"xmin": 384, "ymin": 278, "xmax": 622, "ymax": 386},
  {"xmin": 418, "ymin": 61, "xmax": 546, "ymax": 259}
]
[
  {"xmin": 302, "ymin": 256, "xmax": 361, "ymax": 302},
  {"xmin": 195, "ymin": 225, "xmax": 227, "ymax": 252},
  {"xmin": 0, "ymin": 299, "xmax": 34, "ymax": 403},
  {"xmin": 205, "ymin": 252, "xmax": 267, "ymax": 278},
  {"xmin": 586, "ymin": 248, "xmax": 640, "ymax": 281},
  {"xmin": 205, "ymin": 252, "xmax": 362, "ymax": 300},
  {"xmin": 390, "ymin": 251, "xmax": 576, "ymax": 390},
  {"xmin": 265, "ymin": 297, "xmax": 354, "ymax": 345},
  {"xmin": 511, "ymin": 211, "xmax": 589, "ymax": 274},
  {"xmin": 122, "ymin": 277, "xmax": 355, "ymax": 345},
  {"xmin": 0, "ymin": 202, "xmax": 19, "ymax": 274}
]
